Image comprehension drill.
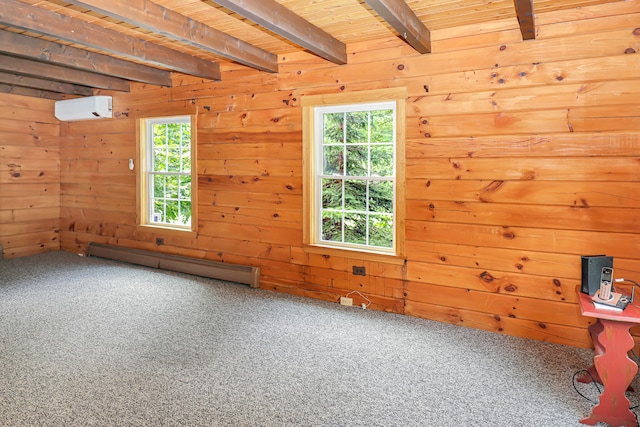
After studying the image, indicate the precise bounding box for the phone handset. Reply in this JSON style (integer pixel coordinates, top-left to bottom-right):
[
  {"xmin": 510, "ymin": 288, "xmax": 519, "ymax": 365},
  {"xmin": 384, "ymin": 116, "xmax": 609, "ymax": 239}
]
[{"xmin": 599, "ymin": 267, "xmax": 614, "ymax": 301}]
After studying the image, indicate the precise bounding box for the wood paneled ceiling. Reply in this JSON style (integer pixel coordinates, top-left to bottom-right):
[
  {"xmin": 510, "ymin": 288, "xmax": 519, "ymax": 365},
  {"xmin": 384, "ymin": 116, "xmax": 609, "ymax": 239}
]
[{"xmin": 0, "ymin": 0, "xmax": 626, "ymax": 99}]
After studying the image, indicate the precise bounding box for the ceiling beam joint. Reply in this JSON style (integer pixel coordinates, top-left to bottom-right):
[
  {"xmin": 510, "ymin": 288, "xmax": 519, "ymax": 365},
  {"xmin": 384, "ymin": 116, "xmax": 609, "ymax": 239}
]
[
  {"xmin": 209, "ymin": 0, "xmax": 347, "ymax": 64},
  {"xmin": 363, "ymin": 0, "xmax": 431, "ymax": 54}
]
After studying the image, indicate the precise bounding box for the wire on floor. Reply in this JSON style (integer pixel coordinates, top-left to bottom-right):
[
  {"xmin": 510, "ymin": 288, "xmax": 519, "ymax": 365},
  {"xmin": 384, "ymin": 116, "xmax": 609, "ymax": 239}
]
[
  {"xmin": 345, "ymin": 290, "xmax": 371, "ymax": 309},
  {"xmin": 572, "ymin": 367, "xmax": 640, "ymax": 427}
]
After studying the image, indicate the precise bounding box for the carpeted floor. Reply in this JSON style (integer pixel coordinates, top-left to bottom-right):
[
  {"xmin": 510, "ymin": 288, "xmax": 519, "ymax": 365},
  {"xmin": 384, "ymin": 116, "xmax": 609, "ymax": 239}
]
[{"xmin": 0, "ymin": 251, "xmax": 635, "ymax": 426}]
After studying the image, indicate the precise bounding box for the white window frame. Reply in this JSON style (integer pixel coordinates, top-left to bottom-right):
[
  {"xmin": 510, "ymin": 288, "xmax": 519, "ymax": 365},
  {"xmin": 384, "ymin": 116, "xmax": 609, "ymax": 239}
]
[
  {"xmin": 302, "ymin": 88, "xmax": 406, "ymax": 259},
  {"xmin": 138, "ymin": 114, "xmax": 197, "ymax": 233},
  {"xmin": 314, "ymin": 102, "xmax": 397, "ymax": 253}
]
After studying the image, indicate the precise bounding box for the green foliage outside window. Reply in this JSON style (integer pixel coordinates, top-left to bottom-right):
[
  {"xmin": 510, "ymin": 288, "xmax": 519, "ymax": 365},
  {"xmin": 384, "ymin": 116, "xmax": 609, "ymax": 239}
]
[
  {"xmin": 149, "ymin": 120, "xmax": 192, "ymax": 226},
  {"xmin": 319, "ymin": 106, "xmax": 395, "ymax": 249}
]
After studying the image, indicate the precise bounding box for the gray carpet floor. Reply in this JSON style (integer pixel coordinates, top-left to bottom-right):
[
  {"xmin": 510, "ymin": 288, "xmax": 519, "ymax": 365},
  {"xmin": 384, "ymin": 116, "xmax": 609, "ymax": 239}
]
[{"xmin": 0, "ymin": 251, "xmax": 635, "ymax": 426}]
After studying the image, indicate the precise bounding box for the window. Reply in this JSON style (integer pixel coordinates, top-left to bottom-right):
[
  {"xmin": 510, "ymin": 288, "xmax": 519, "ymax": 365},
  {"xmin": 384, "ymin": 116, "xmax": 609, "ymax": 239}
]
[
  {"xmin": 302, "ymin": 89, "xmax": 406, "ymax": 257},
  {"xmin": 138, "ymin": 115, "xmax": 196, "ymax": 231}
]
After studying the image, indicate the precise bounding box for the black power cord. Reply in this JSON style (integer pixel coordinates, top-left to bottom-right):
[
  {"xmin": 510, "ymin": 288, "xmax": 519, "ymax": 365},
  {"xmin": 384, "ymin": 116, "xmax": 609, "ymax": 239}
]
[
  {"xmin": 571, "ymin": 369, "xmax": 600, "ymax": 404},
  {"xmin": 571, "ymin": 367, "xmax": 640, "ymax": 426},
  {"xmin": 614, "ymin": 278, "xmax": 640, "ymax": 301},
  {"xmin": 617, "ymin": 279, "xmax": 640, "ymax": 289}
]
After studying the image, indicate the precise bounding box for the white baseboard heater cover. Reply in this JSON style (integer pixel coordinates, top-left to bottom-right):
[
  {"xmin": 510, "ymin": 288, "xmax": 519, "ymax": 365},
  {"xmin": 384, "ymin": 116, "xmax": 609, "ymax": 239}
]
[{"xmin": 86, "ymin": 243, "xmax": 260, "ymax": 288}]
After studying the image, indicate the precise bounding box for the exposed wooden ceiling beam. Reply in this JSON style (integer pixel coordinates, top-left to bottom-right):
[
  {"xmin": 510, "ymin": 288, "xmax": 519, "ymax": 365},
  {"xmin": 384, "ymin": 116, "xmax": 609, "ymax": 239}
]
[
  {"xmin": 0, "ymin": 72, "xmax": 94, "ymax": 96},
  {"xmin": 209, "ymin": 0, "xmax": 347, "ymax": 64},
  {"xmin": 0, "ymin": 83, "xmax": 68, "ymax": 101},
  {"xmin": 0, "ymin": 30, "xmax": 172, "ymax": 87},
  {"xmin": 64, "ymin": 0, "xmax": 278, "ymax": 73},
  {"xmin": 514, "ymin": 0, "xmax": 535, "ymax": 40},
  {"xmin": 0, "ymin": 0, "xmax": 221, "ymax": 81},
  {"xmin": 363, "ymin": 0, "xmax": 431, "ymax": 54},
  {"xmin": 0, "ymin": 56, "xmax": 131, "ymax": 92}
]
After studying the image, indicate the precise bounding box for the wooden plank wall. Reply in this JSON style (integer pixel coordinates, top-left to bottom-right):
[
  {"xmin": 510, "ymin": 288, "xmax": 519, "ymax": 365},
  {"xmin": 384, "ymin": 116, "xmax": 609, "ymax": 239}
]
[
  {"xmin": 59, "ymin": 1, "xmax": 640, "ymax": 348},
  {"xmin": 0, "ymin": 93, "xmax": 60, "ymax": 258}
]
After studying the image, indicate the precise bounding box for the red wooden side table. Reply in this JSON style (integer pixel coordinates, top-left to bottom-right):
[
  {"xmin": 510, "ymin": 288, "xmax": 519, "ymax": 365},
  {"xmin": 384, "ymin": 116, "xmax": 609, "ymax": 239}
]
[{"xmin": 576, "ymin": 285, "xmax": 640, "ymax": 427}]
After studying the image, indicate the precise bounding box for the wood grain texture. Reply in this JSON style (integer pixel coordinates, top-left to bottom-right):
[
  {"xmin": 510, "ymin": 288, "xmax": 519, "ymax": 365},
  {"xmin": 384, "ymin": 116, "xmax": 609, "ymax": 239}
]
[
  {"xmin": 0, "ymin": 93, "xmax": 60, "ymax": 258},
  {"xmin": 21, "ymin": 1, "xmax": 639, "ymax": 348}
]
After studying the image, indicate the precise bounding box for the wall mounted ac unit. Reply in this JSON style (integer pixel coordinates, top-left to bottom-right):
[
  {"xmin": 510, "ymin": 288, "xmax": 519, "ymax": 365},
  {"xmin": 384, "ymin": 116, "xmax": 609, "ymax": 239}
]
[{"xmin": 54, "ymin": 95, "xmax": 113, "ymax": 121}]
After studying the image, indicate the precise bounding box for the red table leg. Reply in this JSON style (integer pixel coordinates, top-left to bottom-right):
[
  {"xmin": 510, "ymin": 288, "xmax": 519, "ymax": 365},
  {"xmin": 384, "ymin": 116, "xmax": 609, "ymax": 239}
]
[
  {"xmin": 578, "ymin": 322, "xmax": 605, "ymax": 385},
  {"xmin": 577, "ymin": 321, "xmax": 635, "ymax": 392},
  {"xmin": 580, "ymin": 319, "xmax": 638, "ymax": 427}
]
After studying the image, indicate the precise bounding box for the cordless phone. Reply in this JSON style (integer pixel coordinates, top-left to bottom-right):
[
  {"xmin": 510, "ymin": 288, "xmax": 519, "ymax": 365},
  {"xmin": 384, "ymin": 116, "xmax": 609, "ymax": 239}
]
[{"xmin": 599, "ymin": 267, "xmax": 613, "ymax": 301}]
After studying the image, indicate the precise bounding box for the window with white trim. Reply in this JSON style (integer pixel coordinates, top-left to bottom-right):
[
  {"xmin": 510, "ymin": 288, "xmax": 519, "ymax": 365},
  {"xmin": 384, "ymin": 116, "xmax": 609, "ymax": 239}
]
[
  {"xmin": 303, "ymin": 89, "xmax": 405, "ymax": 257},
  {"xmin": 139, "ymin": 115, "xmax": 196, "ymax": 231},
  {"xmin": 316, "ymin": 102, "xmax": 396, "ymax": 251}
]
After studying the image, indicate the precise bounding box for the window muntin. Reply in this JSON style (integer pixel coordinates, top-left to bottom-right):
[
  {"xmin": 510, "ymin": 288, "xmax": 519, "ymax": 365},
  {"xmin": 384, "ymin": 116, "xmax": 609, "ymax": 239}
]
[
  {"xmin": 314, "ymin": 102, "xmax": 396, "ymax": 253},
  {"xmin": 144, "ymin": 116, "xmax": 192, "ymax": 229}
]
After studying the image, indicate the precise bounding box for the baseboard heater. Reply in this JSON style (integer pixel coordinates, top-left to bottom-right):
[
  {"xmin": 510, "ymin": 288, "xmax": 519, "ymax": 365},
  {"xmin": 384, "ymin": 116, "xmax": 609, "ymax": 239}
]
[{"xmin": 86, "ymin": 242, "xmax": 260, "ymax": 288}]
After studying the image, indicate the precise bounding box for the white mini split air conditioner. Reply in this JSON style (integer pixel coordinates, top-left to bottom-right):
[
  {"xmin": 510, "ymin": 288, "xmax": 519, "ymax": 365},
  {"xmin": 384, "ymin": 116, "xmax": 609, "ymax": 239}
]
[{"xmin": 54, "ymin": 95, "xmax": 113, "ymax": 121}]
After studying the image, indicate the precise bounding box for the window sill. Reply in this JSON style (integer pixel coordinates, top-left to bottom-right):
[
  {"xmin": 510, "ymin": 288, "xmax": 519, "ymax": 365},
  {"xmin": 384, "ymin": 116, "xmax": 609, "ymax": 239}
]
[
  {"xmin": 303, "ymin": 243, "xmax": 406, "ymax": 265},
  {"xmin": 136, "ymin": 224, "xmax": 197, "ymax": 238}
]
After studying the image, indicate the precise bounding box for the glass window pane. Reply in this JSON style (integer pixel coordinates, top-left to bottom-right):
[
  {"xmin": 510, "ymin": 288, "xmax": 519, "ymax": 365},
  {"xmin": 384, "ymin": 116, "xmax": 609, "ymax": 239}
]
[
  {"xmin": 166, "ymin": 148, "xmax": 182, "ymax": 172},
  {"xmin": 322, "ymin": 179, "xmax": 342, "ymax": 209},
  {"xmin": 344, "ymin": 179, "xmax": 367, "ymax": 211},
  {"xmin": 368, "ymin": 214, "xmax": 393, "ymax": 248},
  {"xmin": 153, "ymin": 174, "xmax": 165, "ymax": 198},
  {"xmin": 153, "ymin": 148, "xmax": 166, "ymax": 172},
  {"xmin": 321, "ymin": 211, "xmax": 342, "ymax": 242},
  {"xmin": 165, "ymin": 199, "xmax": 179, "ymax": 224},
  {"xmin": 152, "ymin": 200, "xmax": 165, "ymax": 223},
  {"xmin": 314, "ymin": 102, "xmax": 396, "ymax": 252},
  {"xmin": 179, "ymin": 176, "xmax": 192, "ymax": 199},
  {"xmin": 146, "ymin": 117, "xmax": 193, "ymax": 229},
  {"xmin": 346, "ymin": 111, "xmax": 368, "ymax": 143},
  {"xmin": 166, "ymin": 175, "xmax": 179, "ymax": 199},
  {"xmin": 370, "ymin": 145, "xmax": 393, "ymax": 176},
  {"xmin": 153, "ymin": 124, "xmax": 167, "ymax": 148},
  {"xmin": 181, "ymin": 123, "xmax": 191, "ymax": 146},
  {"xmin": 179, "ymin": 201, "xmax": 191, "ymax": 225},
  {"xmin": 167, "ymin": 123, "xmax": 181, "ymax": 146},
  {"xmin": 323, "ymin": 113, "xmax": 344, "ymax": 144},
  {"xmin": 345, "ymin": 145, "xmax": 367, "ymax": 176},
  {"xmin": 370, "ymin": 109, "xmax": 394, "ymax": 143},
  {"xmin": 153, "ymin": 123, "xmax": 166, "ymax": 135},
  {"xmin": 344, "ymin": 213, "xmax": 367, "ymax": 245},
  {"xmin": 369, "ymin": 181, "xmax": 393, "ymax": 213},
  {"xmin": 182, "ymin": 149, "xmax": 191, "ymax": 172},
  {"xmin": 323, "ymin": 145, "xmax": 343, "ymax": 175}
]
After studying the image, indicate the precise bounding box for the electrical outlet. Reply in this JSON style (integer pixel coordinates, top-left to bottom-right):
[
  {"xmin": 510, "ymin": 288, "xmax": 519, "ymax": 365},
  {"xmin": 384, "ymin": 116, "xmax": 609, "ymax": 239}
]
[
  {"xmin": 340, "ymin": 296, "xmax": 353, "ymax": 306},
  {"xmin": 352, "ymin": 266, "xmax": 366, "ymax": 276},
  {"xmin": 155, "ymin": 237, "xmax": 164, "ymax": 245}
]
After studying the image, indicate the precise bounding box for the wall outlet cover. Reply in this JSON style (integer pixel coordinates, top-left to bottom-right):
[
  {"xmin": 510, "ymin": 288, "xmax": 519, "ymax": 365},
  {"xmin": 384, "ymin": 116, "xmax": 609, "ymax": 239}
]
[
  {"xmin": 340, "ymin": 296, "xmax": 353, "ymax": 306},
  {"xmin": 352, "ymin": 266, "xmax": 366, "ymax": 276}
]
